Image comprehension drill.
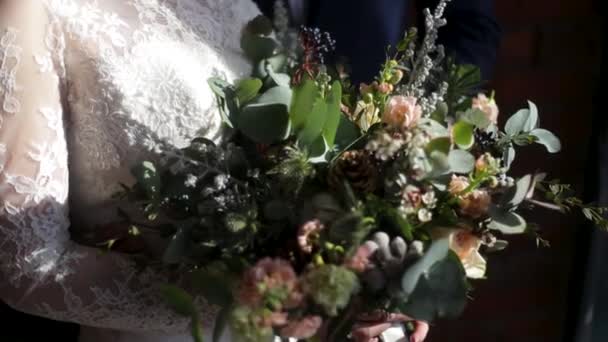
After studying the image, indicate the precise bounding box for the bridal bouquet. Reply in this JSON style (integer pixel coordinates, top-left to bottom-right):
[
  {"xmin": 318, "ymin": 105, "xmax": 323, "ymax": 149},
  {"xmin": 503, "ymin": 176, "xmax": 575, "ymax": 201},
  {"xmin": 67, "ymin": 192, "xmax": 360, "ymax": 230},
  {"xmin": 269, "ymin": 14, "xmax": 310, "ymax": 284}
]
[{"xmin": 96, "ymin": 1, "xmax": 607, "ymax": 341}]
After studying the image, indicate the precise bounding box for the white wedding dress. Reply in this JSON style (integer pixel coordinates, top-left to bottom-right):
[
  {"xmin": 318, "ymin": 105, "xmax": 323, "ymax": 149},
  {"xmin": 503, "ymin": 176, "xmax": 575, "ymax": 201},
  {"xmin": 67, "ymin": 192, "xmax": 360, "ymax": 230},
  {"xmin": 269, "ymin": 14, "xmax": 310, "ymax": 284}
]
[{"xmin": 0, "ymin": 0, "xmax": 261, "ymax": 341}]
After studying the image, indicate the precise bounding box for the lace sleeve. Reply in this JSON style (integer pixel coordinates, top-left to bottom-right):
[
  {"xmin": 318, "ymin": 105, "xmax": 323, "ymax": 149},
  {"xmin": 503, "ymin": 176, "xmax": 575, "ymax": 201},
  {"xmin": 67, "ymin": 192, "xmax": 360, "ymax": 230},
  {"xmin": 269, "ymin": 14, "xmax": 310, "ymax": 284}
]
[{"xmin": 0, "ymin": 1, "xmax": 213, "ymax": 333}]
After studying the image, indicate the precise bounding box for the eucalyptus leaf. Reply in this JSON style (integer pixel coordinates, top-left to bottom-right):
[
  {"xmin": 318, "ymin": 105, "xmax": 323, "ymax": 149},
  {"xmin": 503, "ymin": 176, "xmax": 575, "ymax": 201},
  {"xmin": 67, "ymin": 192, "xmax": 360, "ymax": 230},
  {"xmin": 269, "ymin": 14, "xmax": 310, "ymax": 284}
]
[
  {"xmin": 290, "ymin": 79, "xmax": 320, "ymax": 129},
  {"xmin": 241, "ymin": 33, "xmax": 278, "ymax": 62},
  {"xmin": 501, "ymin": 174, "xmax": 533, "ymax": 208},
  {"xmin": 307, "ymin": 136, "xmax": 331, "ymax": 164},
  {"xmin": 452, "ymin": 121, "xmax": 475, "ymax": 149},
  {"xmin": 419, "ymin": 118, "xmax": 449, "ymax": 138},
  {"xmin": 207, "ymin": 77, "xmax": 232, "ymax": 98},
  {"xmin": 322, "ymin": 81, "xmax": 343, "ymax": 147},
  {"xmin": 426, "ymin": 137, "xmax": 451, "ymax": 155},
  {"xmin": 254, "ymin": 54, "xmax": 287, "ymax": 79},
  {"xmin": 299, "ymin": 97, "xmax": 328, "ymax": 148},
  {"xmin": 235, "ymin": 78, "xmax": 262, "ymax": 104},
  {"xmin": 160, "ymin": 285, "xmax": 196, "ymax": 316},
  {"xmin": 525, "ymin": 101, "xmax": 540, "ymax": 131},
  {"xmin": 163, "ymin": 228, "xmax": 189, "ymax": 264},
  {"xmin": 399, "ymin": 252, "xmax": 467, "ymax": 322},
  {"xmin": 191, "ymin": 267, "xmax": 235, "ymax": 307},
  {"xmin": 238, "ymin": 103, "xmax": 291, "ymax": 143},
  {"xmin": 448, "ymin": 150, "xmax": 475, "ymax": 174},
  {"xmin": 503, "ymin": 145, "xmax": 516, "ymax": 170},
  {"xmin": 213, "ymin": 306, "xmax": 231, "ymax": 342},
  {"xmin": 505, "ymin": 112, "xmax": 536, "ymax": 138},
  {"xmin": 530, "ymin": 128, "xmax": 561, "ymax": 153},
  {"xmin": 430, "ymin": 102, "xmax": 448, "ymax": 123},
  {"xmin": 256, "ymin": 86, "xmax": 292, "ymax": 107},
  {"xmin": 487, "ymin": 208, "xmax": 527, "ymax": 234},
  {"xmin": 401, "ymin": 238, "xmax": 450, "ymax": 297},
  {"xmin": 266, "ymin": 64, "xmax": 291, "ymax": 87},
  {"xmin": 334, "ymin": 114, "xmax": 362, "ymax": 152},
  {"xmin": 461, "ymin": 108, "xmax": 491, "ymax": 128}
]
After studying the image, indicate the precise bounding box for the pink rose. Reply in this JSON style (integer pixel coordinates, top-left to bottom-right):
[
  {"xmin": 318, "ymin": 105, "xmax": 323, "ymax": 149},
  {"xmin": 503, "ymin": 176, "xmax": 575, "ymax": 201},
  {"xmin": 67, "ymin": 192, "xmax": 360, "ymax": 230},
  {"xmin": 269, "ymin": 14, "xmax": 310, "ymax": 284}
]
[
  {"xmin": 472, "ymin": 93, "xmax": 499, "ymax": 124},
  {"xmin": 382, "ymin": 96, "xmax": 422, "ymax": 130},
  {"xmin": 448, "ymin": 175, "xmax": 470, "ymax": 195}
]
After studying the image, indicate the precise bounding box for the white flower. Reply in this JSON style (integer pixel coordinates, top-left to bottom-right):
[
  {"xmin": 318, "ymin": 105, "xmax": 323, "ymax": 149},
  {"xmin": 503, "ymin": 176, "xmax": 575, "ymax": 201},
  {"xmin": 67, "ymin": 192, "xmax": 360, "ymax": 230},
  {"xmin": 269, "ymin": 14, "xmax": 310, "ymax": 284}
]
[
  {"xmin": 433, "ymin": 227, "xmax": 487, "ymax": 279},
  {"xmin": 184, "ymin": 174, "xmax": 198, "ymax": 188},
  {"xmin": 417, "ymin": 208, "xmax": 433, "ymax": 222}
]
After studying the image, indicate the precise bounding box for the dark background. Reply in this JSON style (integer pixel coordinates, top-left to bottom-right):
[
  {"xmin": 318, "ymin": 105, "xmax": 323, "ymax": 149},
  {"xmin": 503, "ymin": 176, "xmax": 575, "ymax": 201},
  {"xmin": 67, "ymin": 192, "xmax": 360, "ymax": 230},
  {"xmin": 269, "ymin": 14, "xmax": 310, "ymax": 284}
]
[{"xmin": 1, "ymin": 0, "xmax": 606, "ymax": 341}]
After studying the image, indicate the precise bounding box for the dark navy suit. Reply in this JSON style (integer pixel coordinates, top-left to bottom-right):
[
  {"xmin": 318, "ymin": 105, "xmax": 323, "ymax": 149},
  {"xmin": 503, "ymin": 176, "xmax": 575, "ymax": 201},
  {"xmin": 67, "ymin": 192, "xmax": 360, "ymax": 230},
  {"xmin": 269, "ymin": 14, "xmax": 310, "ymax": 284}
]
[{"xmin": 255, "ymin": 0, "xmax": 501, "ymax": 83}]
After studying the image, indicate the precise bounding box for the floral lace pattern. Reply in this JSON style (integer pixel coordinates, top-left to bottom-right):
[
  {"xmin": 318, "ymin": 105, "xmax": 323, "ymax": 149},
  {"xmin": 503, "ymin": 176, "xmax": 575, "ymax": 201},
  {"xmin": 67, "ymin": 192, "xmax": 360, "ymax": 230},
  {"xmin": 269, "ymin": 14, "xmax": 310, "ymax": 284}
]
[{"xmin": 1, "ymin": 0, "xmax": 259, "ymax": 340}]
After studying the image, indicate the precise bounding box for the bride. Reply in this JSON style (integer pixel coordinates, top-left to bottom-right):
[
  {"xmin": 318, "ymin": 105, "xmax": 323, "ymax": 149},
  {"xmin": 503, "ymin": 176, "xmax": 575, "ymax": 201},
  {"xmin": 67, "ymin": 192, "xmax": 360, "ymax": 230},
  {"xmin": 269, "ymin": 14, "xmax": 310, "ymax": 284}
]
[
  {"xmin": 0, "ymin": 1, "xmax": 427, "ymax": 341},
  {"xmin": 0, "ymin": 0, "xmax": 263, "ymax": 341}
]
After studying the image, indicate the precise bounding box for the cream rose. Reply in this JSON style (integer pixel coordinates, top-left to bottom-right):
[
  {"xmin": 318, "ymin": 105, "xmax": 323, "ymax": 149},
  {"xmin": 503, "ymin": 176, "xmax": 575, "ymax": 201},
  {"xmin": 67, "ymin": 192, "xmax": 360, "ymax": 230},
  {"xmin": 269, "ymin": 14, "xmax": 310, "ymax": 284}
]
[
  {"xmin": 472, "ymin": 93, "xmax": 499, "ymax": 124},
  {"xmin": 383, "ymin": 96, "xmax": 422, "ymax": 130},
  {"xmin": 433, "ymin": 228, "xmax": 486, "ymax": 279}
]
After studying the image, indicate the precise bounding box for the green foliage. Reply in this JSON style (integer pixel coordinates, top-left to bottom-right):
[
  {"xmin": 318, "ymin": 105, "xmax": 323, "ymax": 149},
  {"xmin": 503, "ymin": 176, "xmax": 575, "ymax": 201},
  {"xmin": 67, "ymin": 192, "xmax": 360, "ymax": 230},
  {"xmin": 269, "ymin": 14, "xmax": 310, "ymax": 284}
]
[
  {"xmin": 290, "ymin": 79, "xmax": 320, "ymax": 129},
  {"xmin": 237, "ymin": 86, "xmax": 293, "ymax": 143},
  {"xmin": 235, "ymin": 78, "xmax": 263, "ymax": 104},
  {"xmin": 241, "ymin": 16, "xmax": 279, "ymax": 62},
  {"xmin": 303, "ymin": 265, "xmax": 360, "ymax": 316},
  {"xmin": 160, "ymin": 285, "xmax": 204, "ymax": 342},
  {"xmin": 191, "ymin": 262, "xmax": 236, "ymax": 307},
  {"xmin": 163, "ymin": 228, "xmax": 189, "ymax": 264},
  {"xmin": 452, "ymin": 121, "xmax": 475, "ymax": 149},
  {"xmin": 503, "ymin": 101, "xmax": 561, "ymax": 153},
  {"xmin": 230, "ymin": 307, "xmax": 274, "ymax": 342},
  {"xmin": 398, "ymin": 252, "xmax": 468, "ymax": 322},
  {"xmin": 131, "ymin": 161, "xmax": 161, "ymax": 199},
  {"xmin": 446, "ymin": 62, "xmax": 482, "ymax": 112},
  {"xmin": 447, "ymin": 150, "xmax": 475, "ymax": 174},
  {"xmin": 487, "ymin": 208, "xmax": 527, "ymax": 234}
]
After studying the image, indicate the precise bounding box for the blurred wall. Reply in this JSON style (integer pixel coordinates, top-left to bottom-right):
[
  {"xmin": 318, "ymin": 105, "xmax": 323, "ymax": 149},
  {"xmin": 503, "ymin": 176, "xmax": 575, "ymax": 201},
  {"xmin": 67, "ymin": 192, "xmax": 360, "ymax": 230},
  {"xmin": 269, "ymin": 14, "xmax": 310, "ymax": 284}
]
[{"xmin": 428, "ymin": 1, "xmax": 603, "ymax": 341}]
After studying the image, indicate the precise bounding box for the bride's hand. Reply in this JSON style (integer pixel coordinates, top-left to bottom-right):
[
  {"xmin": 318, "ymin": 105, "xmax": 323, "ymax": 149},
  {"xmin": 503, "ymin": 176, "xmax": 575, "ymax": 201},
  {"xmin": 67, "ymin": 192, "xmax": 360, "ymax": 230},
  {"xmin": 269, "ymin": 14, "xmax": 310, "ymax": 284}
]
[{"xmin": 351, "ymin": 311, "xmax": 429, "ymax": 342}]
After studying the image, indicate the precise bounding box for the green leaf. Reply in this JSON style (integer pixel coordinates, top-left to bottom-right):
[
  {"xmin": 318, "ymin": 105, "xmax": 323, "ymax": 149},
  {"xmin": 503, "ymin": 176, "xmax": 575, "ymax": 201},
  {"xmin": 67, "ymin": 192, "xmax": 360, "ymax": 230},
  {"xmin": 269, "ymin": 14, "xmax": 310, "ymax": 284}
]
[
  {"xmin": 290, "ymin": 79, "xmax": 320, "ymax": 129},
  {"xmin": 503, "ymin": 145, "xmax": 516, "ymax": 170},
  {"xmin": 461, "ymin": 108, "xmax": 491, "ymax": 128},
  {"xmin": 191, "ymin": 266, "xmax": 235, "ymax": 307},
  {"xmin": 244, "ymin": 15, "xmax": 274, "ymax": 36},
  {"xmin": 299, "ymin": 97, "xmax": 328, "ymax": 148},
  {"xmin": 426, "ymin": 137, "xmax": 451, "ymax": 155},
  {"xmin": 235, "ymin": 78, "xmax": 262, "ymax": 104},
  {"xmin": 160, "ymin": 285, "xmax": 196, "ymax": 316},
  {"xmin": 238, "ymin": 87, "xmax": 292, "ymax": 143},
  {"xmin": 530, "ymin": 128, "xmax": 561, "ymax": 153},
  {"xmin": 452, "ymin": 121, "xmax": 475, "ymax": 149},
  {"xmin": 334, "ymin": 114, "xmax": 362, "ymax": 152},
  {"xmin": 163, "ymin": 228, "xmax": 189, "ymax": 264},
  {"xmin": 525, "ymin": 101, "xmax": 540, "ymax": 131},
  {"xmin": 256, "ymin": 86, "xmax": 292, "ymax": 107},
  {"xmin": 448, "ymin": 150, "xmax": 475, "ymax": 174},
  {"xmin": 207, "ymin": 77, "xmax": 232, "ymax": 98},
  {"xmin": 213, "ymin": 306, "xmax": 231, "ymax": 342},
  {"xmin": 488, "ymin": 208, "xmax": 527, "ymax": 234},
  {"xmin": 265, "ymin": 62, "xmax": 290, "ymax": 87},
  {"xmin": 501, "ymin": 174, "xmax": 533, "ymax": 208},
  {"xmin": 401, "ymin": 238, "xmax": 450, "ymax": 296},
  {"xmin": 505, "ymin": 102, "xmax": 538, "ymax": 136},
  {"xmin": 254, "ymin": 54, "xmax": 287, "ymax": 79},
  {"xmin": 307, "ymin": 135, "xmax": 331, "ymax": 164},
  {"xmin": 323, "ymin": 81, "xmax": 343, "ymax": 147},
  {"xmin": 430, "ymin": 102, "xmax": 448, "ymax": 123},
  {"xmin": 419, "ymin": 118, "xmax": 449, "ymax": 138},
  {"xmin": 132, "ymin": 161, "xmax": 161, "ymax": 199},
  {"xmin": 241, "ymin": 34, "xmax": 278, "ymax": 62},
  {"xmin": 399, "ymin": 252, "xmax": 467, "ymax": 322}
]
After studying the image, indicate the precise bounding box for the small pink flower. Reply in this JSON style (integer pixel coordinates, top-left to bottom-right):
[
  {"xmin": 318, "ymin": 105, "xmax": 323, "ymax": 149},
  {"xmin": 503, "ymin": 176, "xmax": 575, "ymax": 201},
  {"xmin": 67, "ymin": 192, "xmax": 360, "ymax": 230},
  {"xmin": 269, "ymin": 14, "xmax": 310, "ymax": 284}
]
[
  {"xmin": 383, "ymin": 96, "xmax": 422, "ymax": 130},
  {"xmin": 472, "ymin": 93, "xmax": 499, "ymax": 124},
  {"xmin": 377, "ymin": 83, "xmax": 394, "ymax": 94},
  {"xmin": 280, "ymin": 315, "xmax": 323, "ymax": 339},
  {"xmin": 459, "ymin": 190, "xmax": 491, "ymax": 219},
  {"xmin": 448, "ymin": 175, "xmax": 470, "ymax": 195},
  {"xmin": 298, "ymin": 219, "xmax": 325, "ymax": 254},
  {"xmin": 236, "ymin": 258, "xmax": 298, "ymax": 307}
]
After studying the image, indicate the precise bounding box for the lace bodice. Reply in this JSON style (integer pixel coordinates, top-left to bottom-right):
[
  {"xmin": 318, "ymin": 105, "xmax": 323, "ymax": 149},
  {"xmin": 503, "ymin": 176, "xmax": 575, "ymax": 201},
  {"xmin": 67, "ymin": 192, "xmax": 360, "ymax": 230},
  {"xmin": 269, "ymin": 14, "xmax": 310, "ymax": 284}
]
[{"xmin": 0, "ymin": 0, "xmax": 259, "ymax": 337}]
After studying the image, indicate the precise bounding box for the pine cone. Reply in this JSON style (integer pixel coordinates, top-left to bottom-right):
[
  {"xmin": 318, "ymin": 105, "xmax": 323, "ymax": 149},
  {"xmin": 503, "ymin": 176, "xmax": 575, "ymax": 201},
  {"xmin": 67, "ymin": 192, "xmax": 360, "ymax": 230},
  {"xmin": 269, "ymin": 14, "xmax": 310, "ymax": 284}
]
[{"xmin": 328, "ymin": 150, "xmax": 378, "ymax": 193}]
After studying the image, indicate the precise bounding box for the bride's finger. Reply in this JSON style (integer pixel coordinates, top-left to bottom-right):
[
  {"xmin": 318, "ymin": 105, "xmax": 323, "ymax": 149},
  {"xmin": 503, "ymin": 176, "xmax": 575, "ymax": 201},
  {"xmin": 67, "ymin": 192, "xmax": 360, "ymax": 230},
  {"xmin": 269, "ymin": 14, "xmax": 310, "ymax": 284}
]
[
  {"xmin": 410, "ymin": 321, "xmax": 430, "ymax": 342},
  {"xmin": 351, "ymin": 322, "xmax": 393, "ymax": 341}
]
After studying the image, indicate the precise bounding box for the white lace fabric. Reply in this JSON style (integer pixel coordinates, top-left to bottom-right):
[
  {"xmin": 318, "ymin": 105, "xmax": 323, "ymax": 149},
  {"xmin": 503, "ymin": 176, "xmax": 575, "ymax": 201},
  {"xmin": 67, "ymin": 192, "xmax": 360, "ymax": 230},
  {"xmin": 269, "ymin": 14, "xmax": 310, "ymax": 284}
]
[{"xmin": 0, "ymin": 0, "xmax": 258, "ymax": 337}]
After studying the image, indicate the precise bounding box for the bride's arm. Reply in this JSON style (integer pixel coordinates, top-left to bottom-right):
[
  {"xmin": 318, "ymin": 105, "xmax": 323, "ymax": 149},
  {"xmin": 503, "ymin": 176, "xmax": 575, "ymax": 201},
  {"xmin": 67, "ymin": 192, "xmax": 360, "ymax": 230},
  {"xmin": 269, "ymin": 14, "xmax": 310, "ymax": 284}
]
[{"xmin": 0, "ymin": 0, "xmax": 210, "ymax": 333}]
